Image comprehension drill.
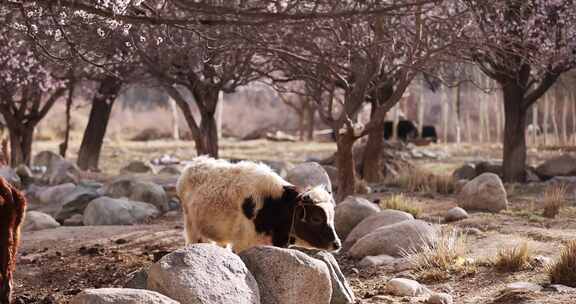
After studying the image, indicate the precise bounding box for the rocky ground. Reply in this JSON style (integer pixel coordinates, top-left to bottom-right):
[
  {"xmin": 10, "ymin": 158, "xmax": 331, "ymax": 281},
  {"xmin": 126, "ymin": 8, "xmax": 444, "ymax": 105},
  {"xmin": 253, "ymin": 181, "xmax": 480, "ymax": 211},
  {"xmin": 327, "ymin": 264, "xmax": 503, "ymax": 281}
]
[{"xmin": 9, "ymin": 139, "xmax": 576, "ymax": 304}]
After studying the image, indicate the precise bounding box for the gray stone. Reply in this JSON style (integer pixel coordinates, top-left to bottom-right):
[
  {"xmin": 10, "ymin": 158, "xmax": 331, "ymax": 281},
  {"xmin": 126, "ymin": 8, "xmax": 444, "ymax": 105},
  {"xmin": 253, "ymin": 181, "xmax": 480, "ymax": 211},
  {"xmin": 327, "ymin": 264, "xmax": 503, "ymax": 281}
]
[
  {"xmin": 0, "ymin": 166, "xmax": 22, "ymax": 189},
  {"xmin": 386, "ymin": 278, "xmax": 427, "ymax": 297},
  {"xmin": 55, "ymin": 186, "xmax": 101, "ymax": 222},
  {"xmin": 453, "ymin": 164, "xmax": 476, "ymax": 181},
  {"xmin": 23, "ymin": 211, "xmax": 61, "ymax": 231},
  {"xmin": 358, "ymin": 255, "xmax": 397, "ymax": 268},
  {"xmin": 261, "ymin": 160, "xmax": 294, "ymax": 178},
  {"xmin": 458, "ymin": 173, "xmax": 508, "ymax": 213},
  {"xmin": 15, "ymin": 164, "xmax": 34, "ymax": 186},
  {"xmin": 475, "ymin": 161, "xmax": 503, "ymax": 177},
  {"xmin": 427, "ymin": 292, "xmax": 453, "ymax": 304},
  {"xmin": 348, "ymin": 220, "xmax": 438, "ymax": 258},
  {"xmin": 322, "ymin": 165, "xmax": 338, "ymax": 192},
  {"xmin": 445, "ymin": 207, "xmax": 469, "ymax": 222},
  {"xmin": 33, "ymin": 150, "xmax": 64, "ymax": 169},
  {"xmin": 125, "ymin": 268, "xmax": 149, "ymax": 290},
  {"xmin": 240, "ymin": 246, "xmax": 331, "ymax": 304},
  {"xmin": 147, "ymin": 244, "xmax": 259, "ymax": 304},
  {"xmin": 344, "ymin": 210, "xmax": 414, "ymax": 249},
  {"xmin": 29, "ymin": 183, "xmax": 76, "ymax": 217},
  {"xmin": 43, "ymin": 160, "xmax": 81, "ymax": 185},
  {"xmin": 83, "ymin": 197, "xmax": 160, "ymax": 226},
  {"xmin": 311, "ymin": 251, "xmax": 355, "ymax": 304},
  {"xmin": 158, "ymin": 166, "xmax": 182, "ymax": 176},
  {"xmin": 547, "ymin": 284, "xmax": 576, "ymax": 293},
  {"xmin": 70, "ymin": 288, "xmax": 179, "ymax": 304},
  {"xmin": 104, "ymin": 178, "xmax": 169, "ymax": 213},
  {"xmin": 504, "ymin": 282, "xmax": 542, "ymax": 293},
  {"xmin": 334, "ymin": 196, "xmax": 380, "ymax": 240},
  {"xmin": 63, "ymin": 214, "xmax": 84, "ymax": 226},
  {"xmin": 536, "ymin": 154, "xmax": 576, "ymax": 178},
  {"xmin": 286, "ymin": 162, "xmax": 332, "ymax": 195},
  {"xmin": 120, "ymin": 161, "xmax": 154, "ymax": 174}
]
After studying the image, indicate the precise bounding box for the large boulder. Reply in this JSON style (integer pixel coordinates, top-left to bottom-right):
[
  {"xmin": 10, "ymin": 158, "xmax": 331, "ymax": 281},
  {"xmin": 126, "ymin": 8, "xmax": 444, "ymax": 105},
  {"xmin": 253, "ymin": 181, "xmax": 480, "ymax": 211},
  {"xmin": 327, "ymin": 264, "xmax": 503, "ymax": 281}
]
[
  {"xmin": 310, "ymin": 251, "xmax": 355, "ymax": 304},
  {"xmin": 261, "ymin": 160, "xmax": 294, "ymax": 178},
  {"xmin": 23, "ymin": 211, "xmax": 61, "ymax": 232},
  {"xmin": 0, "ymin": 166, "xmax": 22, "ymax": 189},
  {"xmin": 55, "ymin": 186, "xmax": 102, "ymax": 222},
  {"xmin": 334, "ymin": 196, "xmax": 380, "ymax": 240},
  {"xmin": 348, "ymin": 220, "xmax": 438, "ymax": 258},
  {"xmin": 344, "ymin": 210, "xmax": 414, "ymax": 249},
  {"xmin": 15, "ymin": 164, "xmax": 35, "ymax": 187},
  {"xmin": 452, "ymin": 164, "xmax": 476, "ymax": 181},
  {"xmin": 83, "ymin": 197, "xmax": 160, "ymax": 226},
  {"xmin": 457, "ymin": 173, "xmax": 508, "ymax": 213},
  {"xmin": 536, "ymin": 154, "xmax": 576, "ymax": 179},
  {"xmin": 240, "ymin": 246, "xmax": 332, "ymax": 304},
  {"xmin": 475, "ymin": 161, "xmax": 503, "ymax": 177},
  {"xmin": 147, "ymin": 244, "xmax": 260, "ymax": 304},
  {"xmin": 103, "ymin": 178, "xmax": 169, "ymax": 213},
  {"xmin": 120, "ymin": 161, "xmax": 154, "ymax": 174},
  {"xmin": 29, "ymin": 183, "xmax": 76, "ymax": 216},
  {"xmin": 43, "ymin": 159, "xmax": 81, "ymax": 185},
  {"xmin": 71, "ymin": 288, "xmax": 178, "ymax": 304},
  {"xmin": 286, "ymin": 162, "xmax": 332, "ymax": 193},
  {"xmin": 33, "ymin": 150, "xmax": 64, "ymax": 169},
  {"xmin": 322, "ymin": 165, "xmax": 338, "ymax": 192}
]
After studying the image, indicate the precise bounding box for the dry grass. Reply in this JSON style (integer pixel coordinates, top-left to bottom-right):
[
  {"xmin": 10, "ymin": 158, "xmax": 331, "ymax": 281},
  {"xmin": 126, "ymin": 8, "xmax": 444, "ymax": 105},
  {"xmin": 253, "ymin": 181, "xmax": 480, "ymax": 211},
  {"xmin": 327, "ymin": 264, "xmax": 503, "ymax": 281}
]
[
  {"xmin": 378, "ymin": 194, "xmax": 422, "ymax": 218},
  {"xmin": 401, "ymin": 227, "xmax": 468, "ymax": 273},
  {"xmin": 547, "ymin": 240, "xmax": 576, "ymax": 287},
  {"xmin": 386, "ymin": 167, "xmax": 456, "ymax": 195},
  {"xmin": 494, "ymin": 242, "xmax": 532, "ymax": 272},
  {"xmin": 542, "ymin": 184, "xmax": 568, "ymax": 219}
]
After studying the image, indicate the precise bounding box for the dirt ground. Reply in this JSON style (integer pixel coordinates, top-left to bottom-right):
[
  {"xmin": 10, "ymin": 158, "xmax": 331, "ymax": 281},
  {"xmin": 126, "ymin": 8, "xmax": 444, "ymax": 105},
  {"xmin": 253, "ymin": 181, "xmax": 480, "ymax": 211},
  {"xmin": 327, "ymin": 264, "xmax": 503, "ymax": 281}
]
[{"xmin": 14, "ymin": 139, "xmax": 576, "ymax": 304}]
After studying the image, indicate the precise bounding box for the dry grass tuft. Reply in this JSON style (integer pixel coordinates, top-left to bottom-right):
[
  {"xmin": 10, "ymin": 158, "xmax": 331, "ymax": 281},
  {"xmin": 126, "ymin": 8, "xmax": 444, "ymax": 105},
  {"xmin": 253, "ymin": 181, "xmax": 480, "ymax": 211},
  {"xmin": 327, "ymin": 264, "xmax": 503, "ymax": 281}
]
[
  {"xmin": 547, "ymin": 240, "xmax": 576, "ymax": 287},
  {"xmin": 494, "ymin": 242, "xmax": 532, "ymax": 272},
  {"xmin": 542, "ymin": 184, "xmax": 568, "ymax": 219},
  {"xmin": 386, "ymin": 167, "xmax": 455, "ymax": 195},
  {"xmin": 379, "ymin": 194, "xmax": 422, "ymax": 218},
  {"xmin": 401, "ymin": 227, "xmax": 468, "ymax": 274}
]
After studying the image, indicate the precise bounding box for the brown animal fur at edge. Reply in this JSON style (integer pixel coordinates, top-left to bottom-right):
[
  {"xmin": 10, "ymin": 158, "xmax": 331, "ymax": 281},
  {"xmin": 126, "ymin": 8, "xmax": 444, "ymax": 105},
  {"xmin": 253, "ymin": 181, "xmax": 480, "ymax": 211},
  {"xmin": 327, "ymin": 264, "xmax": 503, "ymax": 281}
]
[{"xmin": 0, "ymin": 177, "xmax": 26, "ymax": 304}]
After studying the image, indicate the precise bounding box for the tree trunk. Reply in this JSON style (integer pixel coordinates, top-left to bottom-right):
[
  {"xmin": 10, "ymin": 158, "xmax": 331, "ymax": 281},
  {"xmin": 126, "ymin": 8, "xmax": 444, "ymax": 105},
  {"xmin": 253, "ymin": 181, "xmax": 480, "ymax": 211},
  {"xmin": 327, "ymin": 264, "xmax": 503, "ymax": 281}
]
[
  {"xmin": 197, "ymin": 111, "xmax": 219, "ymax": 158},
  {"xmin": 169, "ymin": 98, "xmax": 180, "ymax": 140},
  {"xmin": 77, "ymin": 77, "xmax": 121, "ymax": 171},
  {"xmin": 543, "ymin": 93, "xmax": 549, "ymax": 146},
  {"xmin": 60, "ymin": 84, "xmax": 74, "ymax": 158},
  {"xmin": 335, "ymin": 129, "xmax": 357, "ymax": 202},
  {"xmin": 362, "ymin": 120, "xmax": 384, "ymax": 183},
  {"xmin": 531, "ymin": 103, "xmax": 538, "ymax": 146},
  {"xmin": 551, "ymin": 95, "xmax": 559, "ymax": 145},
  {"xmin": 306, "ymin": 104, "xmax": 315, "ymax": 141},
  {"xmin": 502, "ymin": 84, "xmax": 528, "ymax": 183},
  {"xmin": 9, "ymin": 126, "xmax": 34, "ymax": 166},
  {"xmin": 562, "ymin": 92, "xmax": 568, "ymax": 145}
]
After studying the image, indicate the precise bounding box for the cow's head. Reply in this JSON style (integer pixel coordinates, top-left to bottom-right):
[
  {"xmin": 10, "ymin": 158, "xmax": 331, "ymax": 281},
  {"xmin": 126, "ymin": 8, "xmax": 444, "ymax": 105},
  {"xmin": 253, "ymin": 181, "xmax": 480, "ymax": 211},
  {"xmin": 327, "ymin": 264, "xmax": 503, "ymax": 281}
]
[{"xmin": 289, "ymin": 185, "xmax": 341, "ymax": 252}]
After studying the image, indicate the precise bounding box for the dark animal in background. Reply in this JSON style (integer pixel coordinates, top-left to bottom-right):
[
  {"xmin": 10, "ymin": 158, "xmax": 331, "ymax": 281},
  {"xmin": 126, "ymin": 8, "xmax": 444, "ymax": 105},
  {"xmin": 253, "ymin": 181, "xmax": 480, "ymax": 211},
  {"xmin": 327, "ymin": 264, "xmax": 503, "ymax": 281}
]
[
  {"xmin": 0, "ymin": 177, "xmax": 26, "ymax": 304},
  {"xmin": 383, "ymin": 121, "xmax": 394, "ymax": 140},
  {"xmin": 422, "ymin": 126, "xmax": 438, "ymax": 143},
  {"xmin": 397, "ymin": 120, "xmax": 419, "ymax": 141}
]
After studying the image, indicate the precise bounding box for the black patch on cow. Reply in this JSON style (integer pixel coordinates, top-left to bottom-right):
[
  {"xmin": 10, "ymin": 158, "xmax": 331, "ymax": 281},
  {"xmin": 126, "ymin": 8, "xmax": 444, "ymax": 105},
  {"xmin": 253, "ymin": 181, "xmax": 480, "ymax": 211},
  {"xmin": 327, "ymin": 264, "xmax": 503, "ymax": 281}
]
[
  {"xmin": 242, "ymin": 196, "xmax": 256, "ymax": 219},
  {"xmin": 253, "ymin": 185, "xmax": 300, "ymax": 247}
]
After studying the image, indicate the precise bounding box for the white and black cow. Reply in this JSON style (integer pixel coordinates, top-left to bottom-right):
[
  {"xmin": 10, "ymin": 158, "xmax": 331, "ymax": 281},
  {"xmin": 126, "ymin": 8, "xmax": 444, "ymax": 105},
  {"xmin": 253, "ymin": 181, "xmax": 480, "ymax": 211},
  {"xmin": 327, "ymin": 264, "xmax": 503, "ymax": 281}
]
[{"xmin": 176, "ymin": 156, "xmax": 341, "ymax": 253}]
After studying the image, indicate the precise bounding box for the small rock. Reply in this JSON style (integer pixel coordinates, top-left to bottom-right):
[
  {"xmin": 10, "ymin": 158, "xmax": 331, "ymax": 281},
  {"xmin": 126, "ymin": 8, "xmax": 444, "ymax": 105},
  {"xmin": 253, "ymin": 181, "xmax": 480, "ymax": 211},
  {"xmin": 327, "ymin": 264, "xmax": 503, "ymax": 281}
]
[
  {"xmin": 445, "ymin": 207, "xmax": 469, "ymax": 222},
  {"xmin": 23, "ymin": 211, "xmax": 61, "ymax": 231},
  {"xmin": 120, "ymin": 161, "xmax": 154, "ymax": 174},
  {"xmin": 427, "ymin": 292, "xmax": 453, "ymax": 304},
  {"xmin": 70, "ymin": 288, "xmax": 178, "ymax": 304},
  {"xmin": 310, "ymin": 251, "xmax": 355, "ymax": 304},
  {"xmin": 532, "ymin": 255, "xmax": 553, "ymax": 267},
  {"xmin": 43, "ymin": 160, "xmax": 81, "ymax": 185},
  {"xmin": 460, "ymin": 227, "xmax": 483, "ymax": 236},
  {"xmin": 125, "ymin": 268, "xmax": 149, "ymax": 290},
  {"xmin": 457, "ymin": 173, "xmax": 508, "ymax": 213},
  {"xmin": 63, "ymin": 214, "xmax": 84, "ymax": 226},
  {"xmin": 359, "ymin": 255, "xmax": 396, "ymax": 268},
  {"xmin": 386, "ymin": 278, "xmax": 427, "ymax": 297},
  {"xmin": 158, "ymin": 165, "xmax": 181, "ymax": 175},
  {"xmin": 15, "ymin": 164, "xmax": 34, "ymax": 186},
  {"xmin": 83, "ymin": 197, "xmax": 160, "ymax": 226},
  {"xmin": 535, "ymin": 154, "xmax": 576, "ymax": 179},
  {"xmin": 29, "ymin": 183, "xmax": 76, "ymax": 216},
  {"xmin": 33, "ymin": 151, "xmax": 64, "ymax": 169},
  {"xmin": 334, "ymin": 196, "xmax": 380, "ymax": 240},
  {"xmin": 103, "ymin": 178, "xmax": 169, "ymax": 213},
  {"xmin": 55, "ymin": 186, "xmax": 101, "ymax": 222},
  {"xmin": 546, "ymin": 284, "xmax": 576, "ymax": 293},
  {"xmin": 504, "ymin": 282, "xmax": 543, "ymax": 293}
]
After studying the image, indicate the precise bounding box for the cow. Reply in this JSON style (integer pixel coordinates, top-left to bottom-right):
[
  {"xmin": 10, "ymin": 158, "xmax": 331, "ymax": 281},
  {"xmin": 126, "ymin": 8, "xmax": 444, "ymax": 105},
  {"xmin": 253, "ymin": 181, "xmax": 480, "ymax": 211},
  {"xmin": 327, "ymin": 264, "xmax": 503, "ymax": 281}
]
[
  {"xmin": 0, "ymin": 177, "xmax": 26, "ymax": 304},
  {"xmin": 176, "ymin": 156, "xmax": 341, "ymax": 253}
]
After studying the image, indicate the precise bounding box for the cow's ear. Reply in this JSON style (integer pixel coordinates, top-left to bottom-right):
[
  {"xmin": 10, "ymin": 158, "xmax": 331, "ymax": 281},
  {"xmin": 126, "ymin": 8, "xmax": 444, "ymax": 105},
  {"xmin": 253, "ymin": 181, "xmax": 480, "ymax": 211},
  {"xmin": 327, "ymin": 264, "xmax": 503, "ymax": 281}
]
[{"xmin": 282, "ymin": 185, "xmax": 301, "ymax": 203}]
